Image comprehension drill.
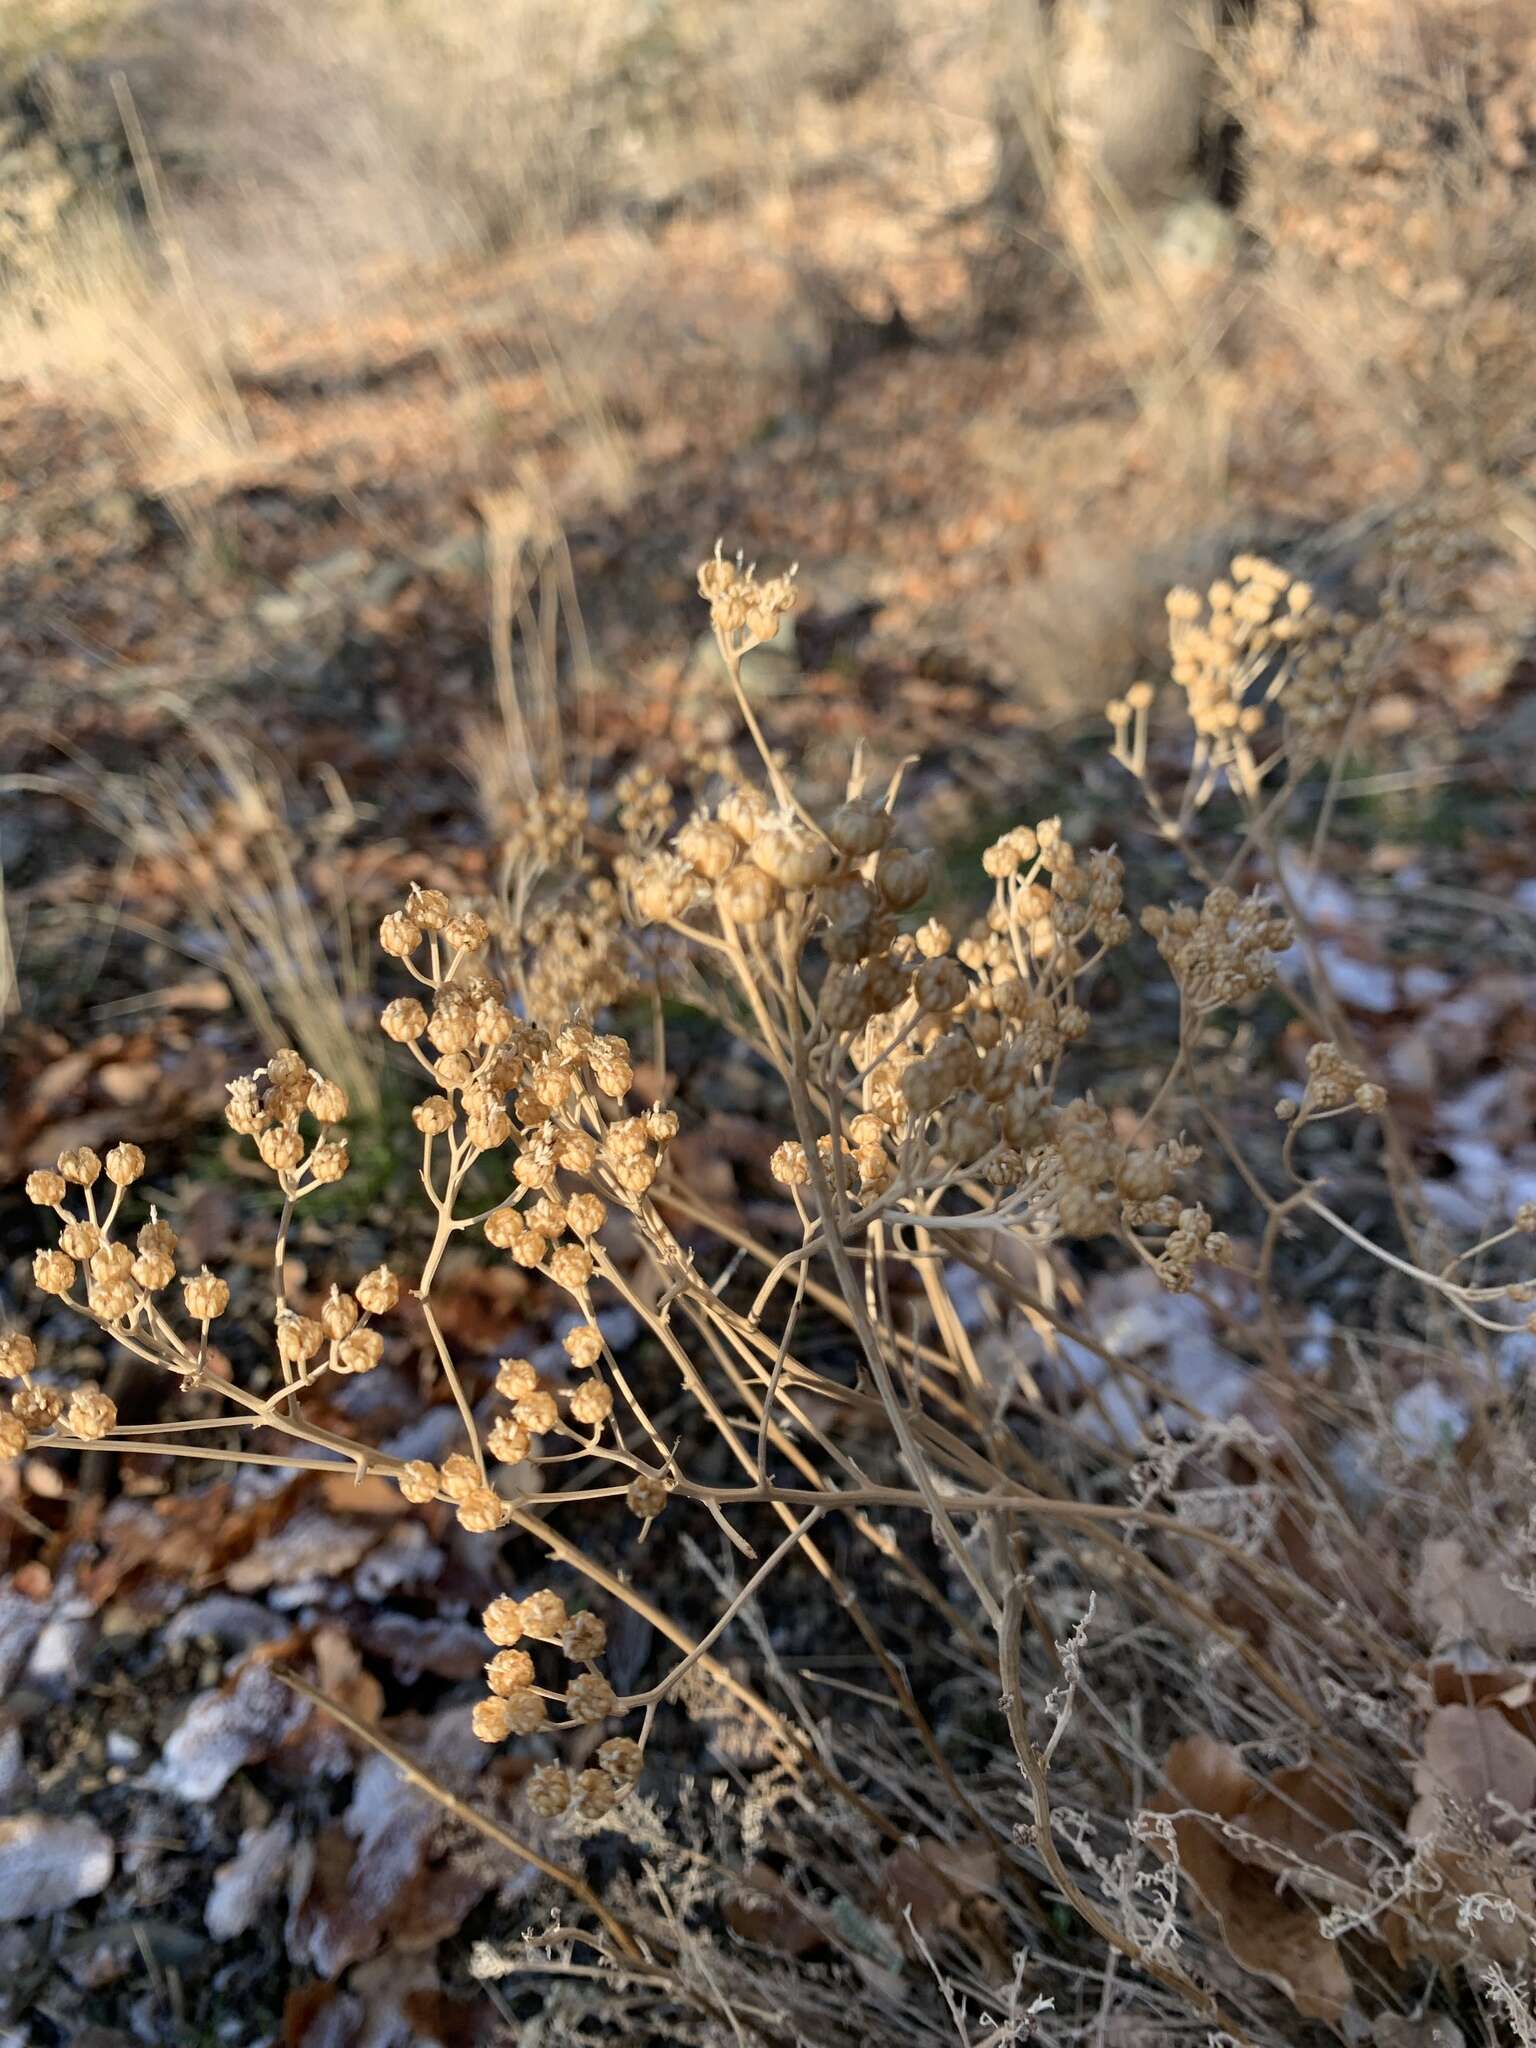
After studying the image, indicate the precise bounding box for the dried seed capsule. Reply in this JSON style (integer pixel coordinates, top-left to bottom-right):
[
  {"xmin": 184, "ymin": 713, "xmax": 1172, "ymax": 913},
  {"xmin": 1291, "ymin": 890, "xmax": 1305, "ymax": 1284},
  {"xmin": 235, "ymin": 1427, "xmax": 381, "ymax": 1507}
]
[
  {"xmin": 598, "ymin": 1736, "xmax": 643, "ymax": 1786},
  {"xmin": 398, "ymin": 1460, "xmax": 439, "ymax": 1504},
  {"xmin": 495, "ymin": 1357, "xmax": 539, "ymax": 1399},
  {"xmin": 444, "ymin": 911, "xmax": 490, "ymax": 954},
  {"xmin": 486, "ymin": 1647, "xmax": 536, "ymax": 1695},
  {"xmin": 513, "ymin": 1390, "xmax": 559, "ymax": 1435},
  {"xmin": 568, "ymin": 1379, "xmax": 613, "ymax": 1428},
  {"xmin": 564, "ymin": 1672, "xmax": 617, "ymax": 1723},
  {"xmin": 58, "ymin": 1146, "xmax": 102, "ymax": 1187},
  {"xmin": 133, "ymin": 1250, "xmax": 175, "ymax": 1291},
  {"xmin": 457, "ymin": 1486, "xmax": 509, "ymax": 1533},
  {"xmin": 751, "ymin": 824, "xmax": 835, "ymax": 890},
  {"xmin": 33, "ymin": 1249, "xmax": 77, "ymax": 1297},
  {"xmin": 60, "ymin": 1220, "xmax": 101, "ymax": 1261},
  {"xmin": 526, "ymin": 1763, "xmax": 572, "ymax": 1817},
  {"xmin": 380, "ymin": 996, "xmax": 429, "ymax": 1042},
  {"xmin": 67, "ymin": 1386, "xmax": 117, "ymax": 1440},
  {"xmin": 548, "ymin": 1244, "xmax": 593, "ymax": 1290},
  {"xmin": 502, "ymin": 1689, "xmax": 548, "ymax": 1735},
  {"xmin": 337, "ymin": 1329, "xmax": 384, "ymax": 1374},
  {"xmin": 25, "ymin": 1169, "xmax": 67, "ymax": 1207},
  {"xmin": 519, "ymin": 1590, "xmax": 567, "ymax": 1641},
  {"xmin": 355, "ymin": 1265, "xmax": 401, "ymax": 1314},
  {"xmin": 827, "ymin": 801, "xmax": 890, "ymax": 856},
  {"xmin": 484, "ymin": 1207, "xmax": 523, "ymax": 1249},
  {"xmin": 874, "ymin": 847, "xmax": 931, "ymax": 910},
  {"xmin": 379, "ymin": 911, "xmax": 423, "ymax": 958},
  {"xmin": 487, "ymin": 1417, "xmax": 531, "ymax": 1465},
  {"xmin": 574, "ymin": 1767, "xmax": 618, "ymax": 1819},
  {"xmin": 471, "ymin": 1696, "xmax": 515, "ymax": 1743},
  {"xmin": 561, "ymin": 1612, "xmax": 607, "ymax": 1661},
  {"xmin": 563, "ymin": 1325, "xmax": 604, "ymax": 1369},
  {"xmin": 625, "ymin": 1474, "xmax": 667, "ymax": 1521},
  {"xmin": 439, "ymin": 1453, "xmax": 480, "ymax": 1502},
  {"xmin": 276, "ymin": 1313, "xmax": 324, "ymax": 1364},
  {"xmin": 104, "ymin": 1143, "xmax": 146, "ymax": 1187},
  {"xmin": 183, "ymin": 1269, "xmax": 229, "ymax": 1320},
  {"xmin": 13, "ymin": 1385, "xmax": 62, "ymax": 1432},
  {"xmin": 482, "ymin": 1596, "xmax": 523, "ymax": 1646},
  {"xmin": 321, "ymin": 1289, "xmax": 360, "ymax": 1341},
  {"xmin": 0, "ymin": 1415, "xmax": 27, "ymax": 1461},
  {"xmin": 309, "ymin": 1141, "xmax": 349, "ymax": 1184},
  {"xmin": 406, "ymin": 886, "xmax": 451, "ymax": 932},
  {"xmin": 412, "ymin": 1096, "xmax": 455, "ymax": 1136},
  {"xmin": 258, "ymin": 1127, "xmax": 305, "ymax": 1172},
  {"xmin": 675, "ymin": 816, "xmax": 738, "ymax": 880},
  {"xmin": 717, "ymin": 865, "xmax": 782, "ymax": 925},
  {"xmin": 307, "ymin": 1077, "xmax": 348, "ymax": 1123},
  {"xmin": 566, "ymin": 1193, "xmax": 606, "ymax": 1237},
  {"xmin": 268, "ymin": 1049, "xmax": 307, "ymax": 1086},
  {"xmin": 0, "ymin": 1333, "xmax": 38, "ymax": 1379}
]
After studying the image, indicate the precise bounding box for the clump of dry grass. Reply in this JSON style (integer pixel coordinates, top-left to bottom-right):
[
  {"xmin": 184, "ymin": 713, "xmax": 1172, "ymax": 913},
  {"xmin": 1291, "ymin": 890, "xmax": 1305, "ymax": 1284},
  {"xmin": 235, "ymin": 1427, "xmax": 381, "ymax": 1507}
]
[{"xmin": 8, "ymin": 513, "xmax": 1536, "ymax": 2042}]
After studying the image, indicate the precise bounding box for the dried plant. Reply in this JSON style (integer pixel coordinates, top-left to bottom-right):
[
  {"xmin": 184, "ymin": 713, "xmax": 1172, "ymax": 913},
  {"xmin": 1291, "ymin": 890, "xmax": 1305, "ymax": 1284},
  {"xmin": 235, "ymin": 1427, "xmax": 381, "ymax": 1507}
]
[{"xmin": 7, "ymin": 535, "xmax": 1536, "ymax": 2045}]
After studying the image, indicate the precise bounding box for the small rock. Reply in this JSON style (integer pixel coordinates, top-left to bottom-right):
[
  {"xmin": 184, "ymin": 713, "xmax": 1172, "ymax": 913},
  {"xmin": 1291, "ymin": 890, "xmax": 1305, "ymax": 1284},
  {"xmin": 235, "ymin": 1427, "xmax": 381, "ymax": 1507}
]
[{"xmin": 0, "ymin": 1813, "xmax": 114, "ymax": 1921}]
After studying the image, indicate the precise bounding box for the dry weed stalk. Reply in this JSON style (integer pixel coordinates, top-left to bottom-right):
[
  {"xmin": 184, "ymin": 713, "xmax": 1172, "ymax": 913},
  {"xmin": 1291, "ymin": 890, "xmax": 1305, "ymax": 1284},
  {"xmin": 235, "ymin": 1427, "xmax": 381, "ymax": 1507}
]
[{"xmin": 8, "ymin": 536, "xmax": 1536, "ymax": 2041}]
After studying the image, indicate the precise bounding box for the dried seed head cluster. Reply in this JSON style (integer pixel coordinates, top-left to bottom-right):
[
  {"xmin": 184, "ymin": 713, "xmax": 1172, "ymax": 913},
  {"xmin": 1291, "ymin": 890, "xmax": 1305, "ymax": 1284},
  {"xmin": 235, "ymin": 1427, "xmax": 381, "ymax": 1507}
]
[
  {"xmin": 1141, "ymin": 888, "xmax": 1292, "ymax": 1014},
  {"xmin": 1278, "ymin": 1040, "xmax": 1388, "ymax": 1126}
]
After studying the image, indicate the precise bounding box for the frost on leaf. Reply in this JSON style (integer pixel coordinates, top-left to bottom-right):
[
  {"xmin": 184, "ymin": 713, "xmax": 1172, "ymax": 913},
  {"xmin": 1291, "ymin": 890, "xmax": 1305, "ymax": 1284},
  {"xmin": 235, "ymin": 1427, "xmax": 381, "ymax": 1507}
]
[{"xmin": 0, "ymin": 1813, "xmax": 114, "ymax": 1921}]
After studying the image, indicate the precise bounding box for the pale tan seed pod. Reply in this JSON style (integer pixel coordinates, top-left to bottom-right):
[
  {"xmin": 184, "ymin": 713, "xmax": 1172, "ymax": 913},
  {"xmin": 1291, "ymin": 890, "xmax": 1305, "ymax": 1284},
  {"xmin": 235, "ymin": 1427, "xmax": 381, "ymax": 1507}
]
[
  {"xmin": 307, "ymin": 1077, "xmax": 348, "ymax": 1123},
  {"xmin": 717, "ymin": 864, "xmax": 782, "ymax": 925},
  {"xmin": 502, "ymin": 1689, "xmax": 548, "ymax": 1735},
  {"xmin": 355, "ymin": 1265, "xmax": 400, "ymax": 1315},
  {"xmin": 310, "ymin": 1141, "xmax": 349, "ymax": 1185},
  {"xmin": 337, "ymin": 1329, "xmax": 384, "ymax": 1374},
  {"xmin": 60, "ymin": 1220, "xmax": 101, "ymax": 1261},
  {"xmin": 644, "ymin": 1107, "xmax": 679, "ymax": 1145},
  {"xmin": 675, "ymin": 816, "xmax": 739, "ymax": 880},
  {"xmin": 486, "ymin": 1647, "xmax": 536, "ymax": 1696},
  {"xmin": 133, "ymin": 1249, "xmax": 175, "ymax": 1291},
  {"xmin": 514, "ymin": 1390, "xmax": 559, "ymax": 1435},
  {"xmin": 770, "ymin": 1142, "xmax": 810, "ymax": 1187},
  {"xmin": 183, "ymin": 1269, "xmax": 229, "ymax": 1320},
  {"xmin": 568, "ymin": 1379, "xmax": 613, "ymax": 1428},
  {"xmin": 564, "ymin": 1672, "xmax": 617, "ymax": 1723},
  {"xmin": 457, "ymin": 1486, "xmax": 509, "ymax": 1533},
  {"xmin": 379, "ymin": 911, "xmax": 422, "ymax": 958},
  {"xmin": 471, "ymin": 1695, "xmax": 515, "ymax": 1743},
  {"xmin": 574, "ymin": 1768, "xmax": 618, "ymax": 1819},
  {"xmin": 258, "ymin": 1127, "xmax": 305, "ymax": 1172},
  {"xmin": 225, "ymin": 1078, "xmax": 267, "ymax": 1136},
  {"xmin": 598, "ymin": 1735, "xmax": 643, "ymax": 1786},
  {"xmin": 427, "ymin": 1004, "xmax": 476, "ymax": 1056},
  {"xmin": 874, "ymin": 847, "xmax": 931, "ymax": 910},
  {"xmin": 482, "ymin": 1595, "xmax": 523, "ymax": 1646},
  {"xmin": 495, "ymin": 1357, "xmax": 539, "ymax": 1399},
  {"xmin": 412, "ymin": 1097, "xmax": 455, "ymax": 1137},
  {"xmin": 104, "ymin": 1143, "xmax": 146, "ymax": 1187},
  {"xmin": 321, "ymin": 1289, "xmax": 360, "ymax": 1341},
  {"xmin": 526, "ymin": 1763, "xmax": 572, "ymax": 1817},
  {"xmin": 751, "ymin": 824, "xmax": 835, "ymax": 890},
  {"xmin": 381, "ymin": 996, "xmax": 429, "ymax": 1043},
  {"xmin": 484, "ymin": 1207, "xmax": 523, "ymax": 1250},
  {"xmin": 525, "ymin": 1195, "xmax": 568, "ymax": 1238},
  {"xmin": 0, "ymin": 1415, "xmax": 27, "ymax": 1461},
  {"xmin": 556, "ymin": 1130, "xmax": 598, "ymax": 1173},
  {"xmin": 444, "ymin": 911, "xmax": 490, "ymax": 954},
  {"xmin": 508, "ymin": 1230, "xmax": 549, "ymax": 1269},
  {"xmin": 625, "ymin": 1474, "xmax": 667, "ymax": 1521},
  {"xmin": 0, "ymin": 1333, "xmax": 38, "ymax": 1379},
  {"xmin": 566, "ymin": 1193, "xmax": 606, "ymax": 1238},
  {"xmin": 58, "ymin": 1146, "xmax": 102, "ymax": 1187},
  {"xmin": 914, "ymin": 957, "xmax": 967, "ymax": 1013},
  {"xmin": 276, "ymin": 1313, "xmax": 325, "ymax": 1364},
  {"xmin": 548, "ymin": 1244, "xmax": 593, "ymax": 1290},
  {"xmin": 14, "ymin": 1384, "xmax": 63, "ymax": 1432},
  {"xmin": 718, "ymin": 786, "xmax": 767, "ymax": 845},
  {"xmin": 487, "ymin": 1416, "xmax": 531, "ymax": 1464},
  {"xmin": 87, "ymin": 1278, "xmax": 136, "ymax": 1322},
  {"xmin": 827, "ymin": 801, "xmax": 890, "ymax": 857},
  {"xmin": 25, "ymin": 1168, "xmax": 67, "ymax": 1207},
  {"xmin": 562, "ymin": 1612, "xmax": 607, "ymax": 1661},
  {"xmin": 268, "ymin": 1049, "xmax": 307, "ymax": 1086},
  {"xmin": 406, "ymin": 886, "xmax": 452, "ymax": 932},
  {"xmin": 439, "ymin": 1453, "xmax": 480, "ymax": 1502},
  {"xmin": 67, "ymin": 1386, "xmax": 117, "ymax": 1440},
  {"xmin": 33, "ymin": 1249, "xmax": 76, "ymax": 1297},
  {"xmin": 398, "ymin": 1460, "xmax": 439, "ymax": 1504},
  {"xmin": 563, "ymin": 1325, "xmax": 604, "ymax": 1369},
  {"xmin": 519, "ymin": 1589, "xmax": 567, "ymax": 1642},
  {"xmin": 632, "ymin": 854, "xmax": 699, "ymax": 924}
]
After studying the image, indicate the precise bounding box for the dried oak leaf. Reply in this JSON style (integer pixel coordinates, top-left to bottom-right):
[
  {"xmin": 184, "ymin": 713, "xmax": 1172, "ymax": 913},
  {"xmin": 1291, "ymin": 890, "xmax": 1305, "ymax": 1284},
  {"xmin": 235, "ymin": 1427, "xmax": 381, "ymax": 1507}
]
[
  {"xmin": 1415, "ymin": 1538, "xmax": 1536, "ymax": 1653},
  {"xmin": 723, "ymin": 1864, "xmax": 822, "ymax": 1956},
  {"xmin": 1400, "ymin": 1704, "xmax": 1536, "ymax": 1967},
  {"xmin": 1151, "ymin": 1736, "xmax": 1353, "ymax": 2023}
]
